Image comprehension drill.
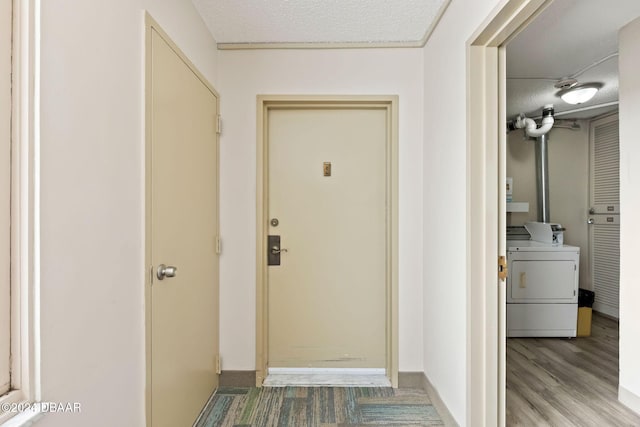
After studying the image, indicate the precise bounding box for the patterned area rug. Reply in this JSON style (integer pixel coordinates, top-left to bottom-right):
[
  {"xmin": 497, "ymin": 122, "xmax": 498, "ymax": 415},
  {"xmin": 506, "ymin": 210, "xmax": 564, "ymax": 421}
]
[{"xmin": 196, "ymin": 386, "xmax": 444, "ymax": 426}]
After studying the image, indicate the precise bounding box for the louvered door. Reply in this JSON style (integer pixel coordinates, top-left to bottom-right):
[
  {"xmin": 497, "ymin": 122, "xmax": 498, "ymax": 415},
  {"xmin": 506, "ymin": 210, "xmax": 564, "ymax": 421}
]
[{"xmin": 589, "ymin": 114, "xmax": 620, "ymax": 318}]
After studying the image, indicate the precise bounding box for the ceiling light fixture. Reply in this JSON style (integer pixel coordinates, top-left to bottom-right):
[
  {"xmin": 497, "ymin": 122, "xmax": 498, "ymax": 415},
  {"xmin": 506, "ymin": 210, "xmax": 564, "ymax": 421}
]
[{"xmin": 556, "ymin": 82, "xmax": 602, "ymax": 105}]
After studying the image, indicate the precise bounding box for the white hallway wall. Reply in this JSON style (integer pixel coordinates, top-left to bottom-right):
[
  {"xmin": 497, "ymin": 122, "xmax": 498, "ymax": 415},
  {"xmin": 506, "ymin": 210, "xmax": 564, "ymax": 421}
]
[
  {"xmin": 618, "ymin": 15, "xmax": 640, "ymax": 414},
  {"xmin": 422, "ymin": 0, "xmax": 503, "ymax": 424},
  {"xmin": 38, "ymin": 1, "xmax": 218, "ymax": 426},
  {"xmin": 218, "ymin": 48, "xmax": 425, "ymax": 372}
]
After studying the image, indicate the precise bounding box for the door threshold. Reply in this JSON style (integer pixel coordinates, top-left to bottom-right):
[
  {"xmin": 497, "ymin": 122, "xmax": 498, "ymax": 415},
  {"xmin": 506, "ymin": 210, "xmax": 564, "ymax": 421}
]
[{"xmin": 263, "ymin": 368, "xmax": 391, "ymax": 387}]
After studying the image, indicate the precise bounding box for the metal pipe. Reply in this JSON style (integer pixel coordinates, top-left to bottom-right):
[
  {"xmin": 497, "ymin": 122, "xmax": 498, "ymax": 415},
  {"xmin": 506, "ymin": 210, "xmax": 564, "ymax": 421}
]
[
  {"xmin": 535, "ymin": 134, "xmax": 551, "ymax": 223},
  {"xmin": 533, "ymin": 101, "xmax": 619, "ymax": 119}
]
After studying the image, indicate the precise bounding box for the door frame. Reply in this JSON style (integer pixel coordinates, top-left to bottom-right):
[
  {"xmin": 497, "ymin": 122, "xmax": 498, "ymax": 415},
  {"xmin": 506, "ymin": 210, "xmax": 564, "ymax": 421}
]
[
  {"xmin": 144, "ymin": 13, "xmax": 221, "ymax": 426},
  {"xmin": 255, "ymin": 95, "xmax": 399, "ymax": 387},
  {"xmin": 467, "ymin": 0, "xmax": 552, "ymax": 425}
]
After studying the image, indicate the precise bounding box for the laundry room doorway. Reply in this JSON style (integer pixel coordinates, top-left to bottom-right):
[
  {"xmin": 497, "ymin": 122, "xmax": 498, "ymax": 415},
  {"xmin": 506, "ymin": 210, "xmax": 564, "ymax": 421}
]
[{"xmin": 468, "ymin": 0, "xmax": 640, "ymax": 425}]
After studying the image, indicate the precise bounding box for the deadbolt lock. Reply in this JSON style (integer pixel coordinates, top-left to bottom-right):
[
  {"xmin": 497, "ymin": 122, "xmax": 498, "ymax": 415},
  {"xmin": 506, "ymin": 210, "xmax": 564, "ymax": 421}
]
[{"xmin": 270, "ymin": 218, "xmax": 279, "ymax": 227}]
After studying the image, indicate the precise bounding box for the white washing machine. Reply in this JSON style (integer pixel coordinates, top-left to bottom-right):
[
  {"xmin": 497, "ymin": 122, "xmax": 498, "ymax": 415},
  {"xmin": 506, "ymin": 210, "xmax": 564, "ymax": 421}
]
[{"xmin": 506, "ymin": 224, "xmax": 580, "ymax": 338}]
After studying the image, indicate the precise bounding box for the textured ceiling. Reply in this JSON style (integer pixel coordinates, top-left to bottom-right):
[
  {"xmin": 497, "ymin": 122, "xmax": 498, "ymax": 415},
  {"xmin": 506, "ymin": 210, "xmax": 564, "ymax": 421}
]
[
  {"xmin": 506, "ymin": 0, "xmax": 640, "ymax": 120},
  {"xmin": 192, "ymin": 0, "xmax": 447, "ymax": 44}
]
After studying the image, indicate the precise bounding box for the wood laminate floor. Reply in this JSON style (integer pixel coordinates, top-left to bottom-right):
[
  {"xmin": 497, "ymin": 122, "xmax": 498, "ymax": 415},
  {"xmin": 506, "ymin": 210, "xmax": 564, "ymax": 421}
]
[{"xmin": 507, "ymin": 313, "xmax": 640, "ymax": 426}]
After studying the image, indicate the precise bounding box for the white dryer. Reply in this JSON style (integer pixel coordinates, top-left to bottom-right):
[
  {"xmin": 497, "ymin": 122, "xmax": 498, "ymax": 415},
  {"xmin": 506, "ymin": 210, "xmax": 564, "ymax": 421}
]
[{"xmin": 506, "ymin": 239, "xmax": 580, "ymax": 338}]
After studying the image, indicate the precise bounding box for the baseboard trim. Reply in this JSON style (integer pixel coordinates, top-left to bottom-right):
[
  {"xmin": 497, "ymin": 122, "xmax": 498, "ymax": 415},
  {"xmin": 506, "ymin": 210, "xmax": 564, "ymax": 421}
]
[
  {"xmin": 619, "ymin": 385, "xmax": 640, "ymax": 415},
  {"xmin": 398, "ymin": 371, "xmax": 458, "ymax": 427},
  {"xmin": 398, "ymin": 372, "xmax": 426, "ymax": 389},
  {"xmin": 593, "ymin": 310, "xmax": 619, "ymax": 322},
  {"xmin": 422, "ymin": 373, "xmax": 459, "ymax": 427},
  {"xmin": 219, "ymin": 370, "xmax": 256, "ymax": 387}
]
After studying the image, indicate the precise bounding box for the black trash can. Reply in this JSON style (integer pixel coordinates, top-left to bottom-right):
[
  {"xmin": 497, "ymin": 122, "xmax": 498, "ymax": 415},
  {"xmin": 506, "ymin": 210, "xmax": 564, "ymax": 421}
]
[{"xmin": 579, "ymin": 288, "xmax": 595, "ymax": 307}]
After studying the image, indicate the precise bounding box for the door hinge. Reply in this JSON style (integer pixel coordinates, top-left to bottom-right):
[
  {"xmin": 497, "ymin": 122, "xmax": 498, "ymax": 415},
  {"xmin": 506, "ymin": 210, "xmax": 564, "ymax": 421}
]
[
  {"xmin": 216, "ymin": 236, "xmax": 222, "ymax": 255},
  {"xmin": 216, "ymin": 355, "xmax": 222, "ymax": 374},
  {"xmin": 216, "ymin": 114, "xmax": 222, "ymax": 135},
  {"xmin": 498, "ymin": 256, "xmax": 508, "ymax": 281}
]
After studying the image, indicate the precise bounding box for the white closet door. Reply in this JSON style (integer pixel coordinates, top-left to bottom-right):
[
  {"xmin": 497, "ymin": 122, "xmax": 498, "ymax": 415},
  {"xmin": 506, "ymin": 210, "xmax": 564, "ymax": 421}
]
[{"xmin": 589, "ymin": 114, "xmax": 620, "ymax": 318}]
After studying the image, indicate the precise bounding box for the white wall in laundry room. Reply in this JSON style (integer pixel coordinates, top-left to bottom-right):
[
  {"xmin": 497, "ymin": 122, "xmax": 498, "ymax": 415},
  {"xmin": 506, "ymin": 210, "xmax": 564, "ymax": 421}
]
[{"xmin": 507, "ymin": 124, "xmax": 591, "ymax": 289}]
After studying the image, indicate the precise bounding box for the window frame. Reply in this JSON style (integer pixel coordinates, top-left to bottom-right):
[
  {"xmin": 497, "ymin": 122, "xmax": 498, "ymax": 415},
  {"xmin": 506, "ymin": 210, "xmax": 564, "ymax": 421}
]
[
  {"xmin": 0, "ymin": 0, "xmax": 41, "ymax": 424},
  {"xmin": 0, "ymin": 0, "xmax": 12, "ymax": 398}
]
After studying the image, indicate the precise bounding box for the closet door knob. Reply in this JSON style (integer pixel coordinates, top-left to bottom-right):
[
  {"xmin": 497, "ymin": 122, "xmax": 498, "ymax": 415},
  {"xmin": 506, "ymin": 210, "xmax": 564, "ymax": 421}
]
[{"xmin": 156, "ymin": 264, "xmax": 177, "ymax": 280}]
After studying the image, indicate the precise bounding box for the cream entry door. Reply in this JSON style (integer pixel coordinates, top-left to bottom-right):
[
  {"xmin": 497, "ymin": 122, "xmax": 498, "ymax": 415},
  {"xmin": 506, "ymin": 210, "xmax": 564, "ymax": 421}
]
[
  {"xmin": 148, "ymin": 26, "xmax": 219, "ymax": 427},
  {"xmin": 267, "ymin": 108, "xmax": 387, "ymax": 369}
]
